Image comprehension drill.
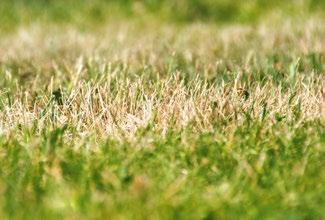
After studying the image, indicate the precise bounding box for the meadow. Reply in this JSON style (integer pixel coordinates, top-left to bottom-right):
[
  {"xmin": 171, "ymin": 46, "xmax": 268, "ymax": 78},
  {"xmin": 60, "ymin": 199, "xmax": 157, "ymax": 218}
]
[{"xmin": 0, "ymin": 1, "xmax": 324, "ymax": 219}]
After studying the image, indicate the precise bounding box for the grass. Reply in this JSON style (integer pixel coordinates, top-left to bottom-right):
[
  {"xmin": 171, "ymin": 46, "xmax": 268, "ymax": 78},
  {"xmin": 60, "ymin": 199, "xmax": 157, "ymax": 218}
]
[
  {"xmin": 0, "ymin": 1, "xmax": 324, "ymax": 219},
  {"xmin": 0, "ymin": 0, "xmax": 324, "ymax": 32}
]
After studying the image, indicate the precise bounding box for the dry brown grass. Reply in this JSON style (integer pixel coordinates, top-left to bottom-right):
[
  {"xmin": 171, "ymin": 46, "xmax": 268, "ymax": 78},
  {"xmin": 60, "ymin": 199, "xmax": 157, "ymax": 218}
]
[{"xmin": 0, "ymin": 17, "xmax": 324, "ymax": 138}]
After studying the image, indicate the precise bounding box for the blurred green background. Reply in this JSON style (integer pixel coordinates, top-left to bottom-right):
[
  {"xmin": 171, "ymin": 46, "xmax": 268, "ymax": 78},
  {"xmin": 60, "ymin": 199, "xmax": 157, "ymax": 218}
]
[{"xmin": 0, "ymin": 0, "xmax": 324, "ymax": 31}]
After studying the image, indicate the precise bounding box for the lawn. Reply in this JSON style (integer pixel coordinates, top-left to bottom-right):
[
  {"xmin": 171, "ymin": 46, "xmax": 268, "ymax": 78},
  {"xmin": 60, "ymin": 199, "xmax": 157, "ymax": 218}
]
[{"xmin": 0, "ymin": 1, "xmax": 324, "ymax": 219}]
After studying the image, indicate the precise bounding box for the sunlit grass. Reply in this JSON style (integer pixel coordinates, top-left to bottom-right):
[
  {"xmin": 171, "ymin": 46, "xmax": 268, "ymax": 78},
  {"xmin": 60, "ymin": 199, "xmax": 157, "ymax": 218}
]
[{"xmin": 0, "ymin": 2, "xmax": 324, "ymax": 219}]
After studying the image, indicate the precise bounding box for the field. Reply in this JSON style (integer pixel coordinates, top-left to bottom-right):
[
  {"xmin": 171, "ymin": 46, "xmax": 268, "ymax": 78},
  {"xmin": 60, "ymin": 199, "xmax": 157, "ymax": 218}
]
[{"xmin": 0, "ymin": 1, "xmax": 324, "ymax": 219}]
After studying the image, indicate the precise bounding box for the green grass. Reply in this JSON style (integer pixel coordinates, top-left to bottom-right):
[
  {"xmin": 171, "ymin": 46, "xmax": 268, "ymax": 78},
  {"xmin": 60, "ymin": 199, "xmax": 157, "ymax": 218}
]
[
  {"xmin": 0, "ymin": 120, "xmax": 324, "ymax": 219},
  {"xmin": 0, "ymin": 0, "xmax": 324, "ymax": 32},
  {"xmin": 0, "ymin": 1, "xmax": 324, "ymax": 219}
]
